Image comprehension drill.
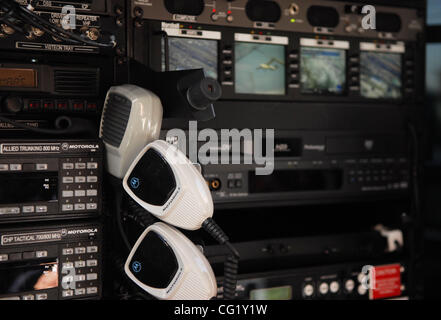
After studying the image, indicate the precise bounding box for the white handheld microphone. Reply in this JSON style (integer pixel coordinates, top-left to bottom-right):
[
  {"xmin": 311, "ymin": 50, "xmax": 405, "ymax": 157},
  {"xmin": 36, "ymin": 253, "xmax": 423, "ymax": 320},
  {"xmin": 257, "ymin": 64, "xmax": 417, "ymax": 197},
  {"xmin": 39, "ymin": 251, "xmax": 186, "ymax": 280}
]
[
  {"xmin": 123, "ymin": 140, "xmax": 213, "ymax": 230},
  {"xmin": 99, "ymin": 84, "xmax": 163, "ymax": 179},
  {"xmin": 123, "ymin": 140, "xmax": 240, "ymax": 300},
  {"xmin": 124, "ymin": 222, "xmax": 217, "ymax": 300}
]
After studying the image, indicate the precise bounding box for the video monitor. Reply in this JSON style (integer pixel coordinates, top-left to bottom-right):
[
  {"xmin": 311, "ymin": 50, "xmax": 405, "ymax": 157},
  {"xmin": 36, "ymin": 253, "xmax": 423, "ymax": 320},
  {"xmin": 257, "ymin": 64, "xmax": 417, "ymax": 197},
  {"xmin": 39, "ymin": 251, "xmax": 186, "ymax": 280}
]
[
  {"xmin": 234, "ymin": 42, "xmax": 286, "ymax": 95},
  {"xmin": 162, "ymin": 37, "xmax": 218, "ymax": 79},
  {"xmin": 360, "ymin": 51, "xmax": 402, "ymax": 99},
  {"xmin": 300, "ymin": 47, "xmax": 346, "ymax": 95}
]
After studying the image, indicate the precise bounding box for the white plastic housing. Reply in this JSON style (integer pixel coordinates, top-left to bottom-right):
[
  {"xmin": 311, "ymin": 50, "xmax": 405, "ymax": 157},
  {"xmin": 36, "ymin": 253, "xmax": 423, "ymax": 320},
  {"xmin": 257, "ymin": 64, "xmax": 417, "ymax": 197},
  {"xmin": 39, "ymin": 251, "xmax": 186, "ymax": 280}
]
[
  {"xmin": 123, "ymin": 140, "xmax": 214, "ymax": 230},
  {"xmin": 99, "ymin": 84, "xmax": 163, "ymax": 179},
  {"xmin": 124, "ymin": 222, "xmax": 217, "ymax": 300}
]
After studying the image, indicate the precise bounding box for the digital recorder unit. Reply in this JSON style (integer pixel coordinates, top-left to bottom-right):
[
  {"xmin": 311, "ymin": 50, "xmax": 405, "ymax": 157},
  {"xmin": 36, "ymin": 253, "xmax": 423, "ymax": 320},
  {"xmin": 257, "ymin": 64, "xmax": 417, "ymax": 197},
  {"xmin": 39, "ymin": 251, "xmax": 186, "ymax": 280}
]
[
  {"xmin": 162, "ymin": 130, "xmax": 410, "ymax": 208},
  {"xmin": 0, "ymin": 140, "xmax": 103, "ymax": 222},
  {"xmin": 0, "ymin": 221, "xmax": 102, "ymax": 300}
]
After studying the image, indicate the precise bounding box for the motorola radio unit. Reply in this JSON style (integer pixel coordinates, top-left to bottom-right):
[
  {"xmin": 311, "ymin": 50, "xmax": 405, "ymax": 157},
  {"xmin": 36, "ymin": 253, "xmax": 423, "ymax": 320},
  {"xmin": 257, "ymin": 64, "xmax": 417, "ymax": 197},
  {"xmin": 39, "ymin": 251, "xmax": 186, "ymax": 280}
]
[
  {"xmin": 0, "ymin": 140, "xmax": 103, "ymax": 222},
  {"xmin": 0, "ymin": 221, "xmax": 102, "ymax": 300}
]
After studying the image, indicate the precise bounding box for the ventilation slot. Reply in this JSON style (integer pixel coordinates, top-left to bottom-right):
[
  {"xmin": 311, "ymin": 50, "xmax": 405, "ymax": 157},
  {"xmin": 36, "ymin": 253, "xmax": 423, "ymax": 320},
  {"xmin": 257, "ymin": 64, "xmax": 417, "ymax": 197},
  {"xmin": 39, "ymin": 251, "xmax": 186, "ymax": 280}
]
[
  {"xmin": 54, "ymin": 69, "xmax": 99, "ymax": 96},
  {"xmin": 101, "ymin": 93, "xmax": 132, "ymax": 148}
]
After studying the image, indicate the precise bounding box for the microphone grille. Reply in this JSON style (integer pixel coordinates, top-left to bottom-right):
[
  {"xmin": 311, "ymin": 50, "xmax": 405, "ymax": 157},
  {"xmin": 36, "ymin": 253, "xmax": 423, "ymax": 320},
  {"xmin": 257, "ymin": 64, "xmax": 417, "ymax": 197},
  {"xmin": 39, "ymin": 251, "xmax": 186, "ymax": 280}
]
[{"xmin": 101, "ymin": 93, "xmax": 132, "ymax": 148}]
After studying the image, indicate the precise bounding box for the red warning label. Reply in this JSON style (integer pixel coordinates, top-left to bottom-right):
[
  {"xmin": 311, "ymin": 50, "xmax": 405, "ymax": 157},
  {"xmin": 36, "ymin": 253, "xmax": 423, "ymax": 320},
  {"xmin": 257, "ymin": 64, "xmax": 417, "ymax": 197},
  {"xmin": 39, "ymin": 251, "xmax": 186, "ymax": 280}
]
[{"xmin": 370, "ymin": 264, "xmax": 402, "ymax": 300}]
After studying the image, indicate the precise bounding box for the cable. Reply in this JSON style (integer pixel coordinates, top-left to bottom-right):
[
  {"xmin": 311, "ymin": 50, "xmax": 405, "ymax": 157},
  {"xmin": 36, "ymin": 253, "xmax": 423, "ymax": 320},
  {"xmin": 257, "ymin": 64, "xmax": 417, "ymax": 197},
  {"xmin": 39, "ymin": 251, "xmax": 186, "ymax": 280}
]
[
  {"xmin": 116, "ymin": 193, "xmax": 132, "ymax": 253},
  {"xmin": 223, "ymin": 255, "xmax": 239, "ymax": 300},
  {"xmin": 19, "ymin": 4, "xmax": 116, "ymax": 47},
  {"xmin": 202, "ymin": 218, "xmax": 240, "ymax": 258},
  {"xmin": 127, "ymin": 198, "xmax": 158, "ymax": 229},
  {"xmin": 0, "ymin": 0, "xmax": 116, "ymax": 48},
  {"xmin": 202, "ymin": 218, "xmax": 240, "ymax": 300}
]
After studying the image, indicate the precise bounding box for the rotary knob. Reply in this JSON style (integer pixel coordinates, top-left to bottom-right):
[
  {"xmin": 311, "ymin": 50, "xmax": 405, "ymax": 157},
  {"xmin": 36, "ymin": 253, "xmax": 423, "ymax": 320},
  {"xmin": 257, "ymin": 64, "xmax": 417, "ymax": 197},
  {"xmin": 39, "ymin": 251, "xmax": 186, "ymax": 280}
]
[{"xmin": 3, "ymin": 97, "xmax": 23, "ymax": 113}]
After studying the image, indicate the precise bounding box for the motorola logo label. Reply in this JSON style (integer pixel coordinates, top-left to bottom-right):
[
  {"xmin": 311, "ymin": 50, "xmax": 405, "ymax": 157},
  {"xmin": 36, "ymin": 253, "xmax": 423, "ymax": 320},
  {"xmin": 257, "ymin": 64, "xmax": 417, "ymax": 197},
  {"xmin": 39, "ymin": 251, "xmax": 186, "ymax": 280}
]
[
  {"xmin": 132, "ymin": 261, "xmax": 142, "ymax": 273},
  {"xmin": 67, "ymin": 228, "xmax": 98, "ymax": 235},
  {"xmin": 130, "ymin": 177, "xmax": 140, "ymax": 189}
]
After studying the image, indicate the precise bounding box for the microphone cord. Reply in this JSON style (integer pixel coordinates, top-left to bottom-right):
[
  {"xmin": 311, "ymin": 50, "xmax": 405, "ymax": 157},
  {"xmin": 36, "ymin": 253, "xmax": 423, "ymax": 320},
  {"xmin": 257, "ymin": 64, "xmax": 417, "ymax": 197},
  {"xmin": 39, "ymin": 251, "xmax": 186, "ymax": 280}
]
[{"xmin": 202, "ymin": 218, "xmax": 240, "ymax": 300}]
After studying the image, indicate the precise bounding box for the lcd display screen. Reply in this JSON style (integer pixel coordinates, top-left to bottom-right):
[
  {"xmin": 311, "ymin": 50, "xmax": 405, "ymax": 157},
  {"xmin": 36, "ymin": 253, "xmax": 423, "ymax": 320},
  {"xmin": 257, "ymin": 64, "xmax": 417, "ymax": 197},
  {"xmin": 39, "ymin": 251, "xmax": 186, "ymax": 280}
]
[
  {"xmin": 0, "ymin": 68, "xmax": 37, "ymax": 88},
  {"xmin": 163, "ymin": 37, "xmax": 218, "ymax": 79},
  {"xmin": 234, "ymin": 42, "xmax": 286, "ymax": 95},
  {"xmin": 250, "ymin": 286, "xmax": 292, "ymax": 300},
  {"xmin": 0, "ymin": 260, "xmax": 58, "ymax": 295},
  {"xmin": 360, "ymin": 51, "xmax": 402, "ymax": 99},
  {"xmin": 0, "ymin": 172, "xmax": 58, "ymax": 205},
  {"xmin": 300, "ymin": 47, "xmax": 346, "ymax": 95}
]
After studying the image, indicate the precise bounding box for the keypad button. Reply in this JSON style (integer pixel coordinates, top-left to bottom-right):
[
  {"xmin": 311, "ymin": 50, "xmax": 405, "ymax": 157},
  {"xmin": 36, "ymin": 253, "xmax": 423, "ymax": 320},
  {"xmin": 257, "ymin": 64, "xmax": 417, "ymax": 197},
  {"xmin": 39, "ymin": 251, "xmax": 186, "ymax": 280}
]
[
  {"xmin": 75, "ymin": 163, "xmax": 86, "ymax": 170},
  {"xmin": 62, "ymin": 190, "xmax": 74, "ymax": 198},
  {"xmin": 86, "ymin": 189, "xmax": 98, "ymax": 197},
  {"xmin": 36, "ymin": 164, "xmax": 48, "ymax": 171},
  {"xmin": 36, "ymin": 251, "xmax": 48, "ymax": 258},
  {"xmin": 63, "ymin": 163, "xmax": 74, "ymax": 170},
  {"xmin": 62, "ymin": 290, "xmax": 74, "ymax": 298},
  {"xmin": 35, "ymin": 206, "xmax": 47, "ymax": 213},
  {"xmin": 86, "ymin": 246, "xmax": 98, "ymax": 253},
  {"xmin": 0, "ymin": 164, "xmax": 8, "ymax": 171},
  {"xmin": 22, "ymin": 295, "xmax": 35, "ymax": 300},
  {"xmin": 10, "ymin": 164, "xmax": 22, "ymax": 171},
  {"xmin": 0, "ymin": 207, "xmax": 20, "ymax": 215},
  {"xmin": 0, "ymin": 296, "xmax": 20, "ymax": 300},
  {"xmin": 75, "ymin": 247, "xmax": 86, "ymax": 254},
  {"xmin": 75, "ymin": 288, "xmax": 86, "ymax": 296},
  {"xmin": 86, "ymin": 259, "xmax": 98, "ymax": 267},
  {"xmin": 35, "ymin": 293, "xmax": 48, "ymax": 300},
  {"xmin": 63, "ymin": 177, "xmax": 74, "ymax": 184},
  {"xmin": 87, "ymin": 176, "xmax": 98, "ymax": 183},
  {"xmin": 86, "ymin": 203, "xmax": 98, "ymax": 210},
  {"xmin": 0, "ymin": 254, "xmax": 8, "ymax": 261},
  {"xmin": 75, "ymin": 176, "xmax": 86, "ymax": 183},
  {"xmin": 75, "ymin": 190, "xmax": 86, "ymax": 197},
  {"xmin": 62, "ymin": 204, "xmax": 74, "ymax": 212},
  {"xmin": 86, "ymin": 287, "xmax": 98, "ymax": 295},
  {"xmin": 22, "ymin": 206, "xmax": 35, "ymax": 213},
  {"xmin": 75, "ymin": 261, "xmax": 86, "ymax": 268},
  {"xmin": 75, "ymin": 274, "xmax": 86, "ymax": 282},
  {"xmin": 87, "ymin": 162, "xmax": 98, "ymax": 169},
  {"xmin": 62, "ymin": 262, "xmax": 74, "ymax": 269},
  {"xmin": 74, "ymin": 204, "xmax": 86, "ymax": 211},
  {"xmin": 86, "ymin": 273, "xmax": 98, "ymax": 281},
  {"xmin": 62, "ymin": 248, "xmax": 74, "ymax": 255}
]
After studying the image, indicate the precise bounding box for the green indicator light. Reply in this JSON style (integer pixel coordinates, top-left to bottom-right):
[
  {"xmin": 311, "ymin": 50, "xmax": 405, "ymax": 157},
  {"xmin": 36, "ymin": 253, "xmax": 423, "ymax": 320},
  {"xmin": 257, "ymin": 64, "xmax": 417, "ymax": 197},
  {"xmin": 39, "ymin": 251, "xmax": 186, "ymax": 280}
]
[{"xmin": 291, "ymin": 18, "xmax": 296, "ymax": 23}]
